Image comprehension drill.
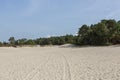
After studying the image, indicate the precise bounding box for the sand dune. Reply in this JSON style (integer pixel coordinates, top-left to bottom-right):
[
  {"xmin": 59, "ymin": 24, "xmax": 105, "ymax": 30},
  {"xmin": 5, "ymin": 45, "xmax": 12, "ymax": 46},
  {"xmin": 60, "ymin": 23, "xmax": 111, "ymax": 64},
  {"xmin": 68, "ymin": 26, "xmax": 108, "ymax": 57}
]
[{"xmin": 0, "ymin": 46, "xmax": 120, "ymax": 80}]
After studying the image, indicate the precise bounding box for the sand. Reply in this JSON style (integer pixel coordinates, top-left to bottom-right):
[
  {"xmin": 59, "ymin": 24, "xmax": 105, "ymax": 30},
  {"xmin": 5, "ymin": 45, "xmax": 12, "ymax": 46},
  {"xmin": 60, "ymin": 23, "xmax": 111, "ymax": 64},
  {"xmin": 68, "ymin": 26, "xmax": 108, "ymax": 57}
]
[{"xmin": 0, "ymin": 46, "xmax": 120, "ymax": 80}]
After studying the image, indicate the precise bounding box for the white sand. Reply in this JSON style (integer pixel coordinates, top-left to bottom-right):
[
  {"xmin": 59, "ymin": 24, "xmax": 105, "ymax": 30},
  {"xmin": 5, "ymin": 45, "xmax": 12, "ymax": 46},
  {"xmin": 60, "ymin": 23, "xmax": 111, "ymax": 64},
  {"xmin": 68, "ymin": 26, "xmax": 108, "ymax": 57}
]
[{"xmin": 0, "ymin": 46, "xmax": 120, "ymax": 80}]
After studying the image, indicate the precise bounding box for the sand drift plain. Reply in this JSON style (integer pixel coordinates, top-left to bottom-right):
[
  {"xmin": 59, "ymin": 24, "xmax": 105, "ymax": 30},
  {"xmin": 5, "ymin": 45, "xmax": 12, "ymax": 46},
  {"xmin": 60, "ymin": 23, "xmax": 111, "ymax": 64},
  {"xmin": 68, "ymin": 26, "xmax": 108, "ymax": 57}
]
[{"xmin": 0, "ymin": 46, "xmax": 120, "ymax": 80}]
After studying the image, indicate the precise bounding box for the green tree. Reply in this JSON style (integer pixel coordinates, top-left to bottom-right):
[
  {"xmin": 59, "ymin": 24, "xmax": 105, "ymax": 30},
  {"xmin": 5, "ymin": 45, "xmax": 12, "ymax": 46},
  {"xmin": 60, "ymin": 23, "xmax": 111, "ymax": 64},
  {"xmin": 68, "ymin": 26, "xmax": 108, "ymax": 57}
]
[
  {"xmin": 77, "ymin": 25, "xmax": 90, "ymax": 45},
  {"xmin": 0, "ymin": 42, "xmax": 2, "ymax": 47},
  {"xmin": 64, "ymin": 34, "xmax": 74, "ymax": 43},
  {"xmin": 9, "ymin": 37, "xmax": 15, "ymax": 45},
  {"xmin": 89, "ymin": 23, "xmax": 109, "ymax": 45},
  {"xmin": 101, "ymin": 19, "xmax": 117, "ymax": 39},
  {"xmin": 78, "ymin": 25, "xmax": 90, "ymax": 37},
  {"xmin": 111, "ymin": 21, "xmax": 120, "ymax": 44},
  {"xmin": 25, "ymin": 39, "xmax": 36, "ymax": 45},
  {"xmin": 15, "ymin": 38, "xmax": 27, "ymax": 46}
]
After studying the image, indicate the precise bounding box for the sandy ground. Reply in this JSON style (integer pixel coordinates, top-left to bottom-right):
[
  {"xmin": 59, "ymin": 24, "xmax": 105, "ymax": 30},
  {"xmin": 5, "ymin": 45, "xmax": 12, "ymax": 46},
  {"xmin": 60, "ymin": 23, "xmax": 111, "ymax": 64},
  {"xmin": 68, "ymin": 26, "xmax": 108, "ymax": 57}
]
[{"xmin": 0, "ymin": 46, "xmax": 120, "ymax": 80}]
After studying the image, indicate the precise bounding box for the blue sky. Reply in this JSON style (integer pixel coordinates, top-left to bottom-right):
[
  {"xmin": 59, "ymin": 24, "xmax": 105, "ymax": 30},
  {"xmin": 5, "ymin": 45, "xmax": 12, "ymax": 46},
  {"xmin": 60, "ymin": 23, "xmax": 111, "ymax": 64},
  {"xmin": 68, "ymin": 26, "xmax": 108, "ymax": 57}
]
[{"xmin": 0, "ymin": 0, "xmax": 120, "ymax": 41}]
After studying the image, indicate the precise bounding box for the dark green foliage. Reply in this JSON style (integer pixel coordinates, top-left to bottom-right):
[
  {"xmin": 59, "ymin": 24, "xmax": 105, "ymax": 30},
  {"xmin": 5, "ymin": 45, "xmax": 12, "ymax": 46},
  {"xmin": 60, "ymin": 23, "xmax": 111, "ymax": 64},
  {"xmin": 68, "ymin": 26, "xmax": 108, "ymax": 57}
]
[
  {"xmin": 38, "ymin": 36, "xmax": 66, "ymax": 45},
  {"xmin": 9, "ymin": 37, "xmax": 15, "ymax": 45},
  {"xmin": 39, "ymin": 38, "xmax": 52, "ymax": 45},
  {"xmin": 111, "ymin": 35, "xmax": 120, "ymax": 44},
  {"xmin": 25, "ymin": 39, "xmax": 36, "ymax": 45},
  {"xmin": 3, "ymin": 42, "xmax": 10, "ymax": 47},
  {"xmin": 89, "ymin": 23, "xmax": 109, "ymax": 45},
  {"xmin": 76, "ymin": 19, "xmax": 120, "ymax": 45},
  {"xmin": 77, "ymin": 25, "xmax": 90, "ymax": 45},
  {"xmin": 64, "ymin": 34, "xmax": 74, "ymax": 43},
  {"xmin": 0, "ymin": 42, "xmax": 2, "ymax": 47},
  {"xmin": 33, "ymin": 35, "xmax": 75, "ymax": 46},
  {"xmin": 78, "ymin": 25, "xmax": 90, "ymax": 37},
  {"xmin": 53, "ymin": 37, "xmax": 65, "ymax": 45},
  {"xmin": 0, "ymin": 19, "xmax": 120, "ymax": 47},
  {"xmin": 15, "ymin": 38, "xmax": 27, "ymax": 45}
]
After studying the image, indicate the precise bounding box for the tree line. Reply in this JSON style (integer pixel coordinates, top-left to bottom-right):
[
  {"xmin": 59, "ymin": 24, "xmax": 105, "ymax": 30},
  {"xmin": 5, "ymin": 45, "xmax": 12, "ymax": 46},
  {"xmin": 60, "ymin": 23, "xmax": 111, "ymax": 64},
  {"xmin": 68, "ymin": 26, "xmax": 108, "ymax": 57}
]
[
  {"xmin": 0, "ymin": 19, "xmax": 120, "ymax": 47},
  {"xmin": 0, "ymin": 35, "xmax": 75, "ymax": 47}
]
